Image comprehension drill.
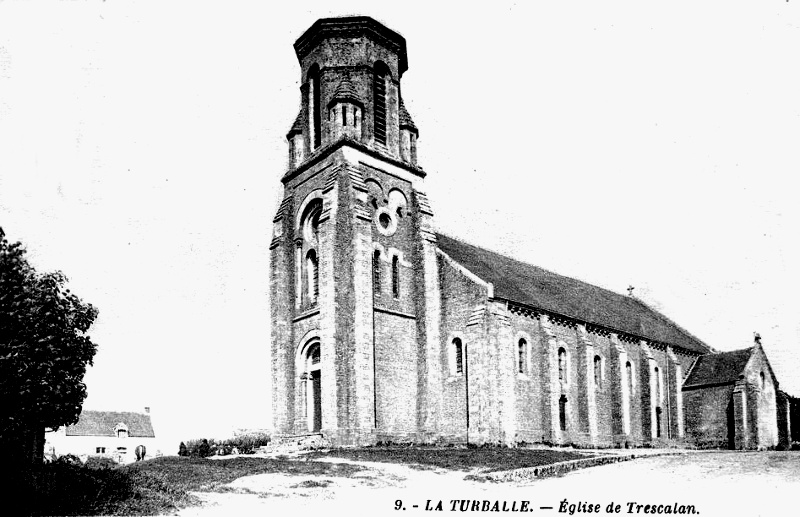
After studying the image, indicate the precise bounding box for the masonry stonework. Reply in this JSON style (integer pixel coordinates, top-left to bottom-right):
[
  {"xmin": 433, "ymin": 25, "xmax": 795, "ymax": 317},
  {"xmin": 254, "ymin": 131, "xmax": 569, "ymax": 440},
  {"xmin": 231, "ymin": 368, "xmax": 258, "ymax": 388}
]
[{"xmin": 270, "ymin": 16, "xmax": 791, "ymax": 450}]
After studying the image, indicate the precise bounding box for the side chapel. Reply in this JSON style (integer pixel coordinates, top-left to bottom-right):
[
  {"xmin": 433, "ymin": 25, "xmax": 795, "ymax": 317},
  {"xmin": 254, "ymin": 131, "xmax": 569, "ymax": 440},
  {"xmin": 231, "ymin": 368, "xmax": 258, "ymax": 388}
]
[{"xmin": 270, "ymin": 16, "xmax": 791, "ymax": 449}]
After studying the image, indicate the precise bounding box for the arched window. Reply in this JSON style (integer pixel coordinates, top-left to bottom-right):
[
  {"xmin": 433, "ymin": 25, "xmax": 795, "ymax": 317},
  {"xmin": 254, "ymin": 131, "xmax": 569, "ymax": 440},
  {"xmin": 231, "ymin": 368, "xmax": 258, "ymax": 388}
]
[
  {"xmin": 306, "ymin": 250, "xmax": 318, "ymax": 302},
  {"xmin": 453, "ymin": 338, "xmax": 463, "ymax": 375},
  {"xmin": 518, "ymin": 339, "xmax": 527, "ymax": 374},
  {"xmin": 594, "ymin": 355, "xmax": 602, "ymax": 388},
  {"xmin": 308, "ymin": 65, "xmax": 321, "ymax": 149},
  {"xmin": 558, "ymin": 347, "xmax": 567, "ymax": 384},
  {"xmin": 655, "ymin": 406, "xmax": 663, "ymax": 438},
  {"xmin": 373, "ymin": 62, "xmax": 389, "ymax": 145},
  {"xmin": 760, "ymin": 371, "xmax": 765, "ymax": 390},
  {"xmin": 373, "ymin": 250, "xmax": 381, "ymax": 295},
  {"xmin": 391, "ymin": 255, "xmax": 400, "ymax": 298},
  {"xmin": 626, "ymin": 361, "xmax": 634, "ymax": 394},
  {"xmin": 302, "ymin": 200, "xmax": 322, "ymax": 243},
  {"xmin": 654, "ymin": 366, "xmax": 661, "ymax": 404},
  {"xmin": 307, "ymin": 341, "xmax": 320, "ymax": 369},
  {"xmin": 559, "ymin": 395, "xmax": 568, "ymax": 431}
]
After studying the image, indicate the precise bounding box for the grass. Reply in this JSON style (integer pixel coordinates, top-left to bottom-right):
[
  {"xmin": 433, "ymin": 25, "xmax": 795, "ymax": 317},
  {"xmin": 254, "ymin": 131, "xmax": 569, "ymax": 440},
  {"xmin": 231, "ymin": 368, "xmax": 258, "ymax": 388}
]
[
  {"xmin": 17, "ymin": 461, "xmax": 189, "ymax": 516},
  {"xmin": 18, "ymin": 455, "xmax": 364, "ymax": 516},
  {"xmin": 20, "ymin": 447, "xmax": 589, "ymax": 515},
  {"xmin": 308, "ymin": 446, "xmax": 588, "ymax": 473},
  {"xmin": 124, "ymin": 455, "xmax": 364, "ymax": 492}
]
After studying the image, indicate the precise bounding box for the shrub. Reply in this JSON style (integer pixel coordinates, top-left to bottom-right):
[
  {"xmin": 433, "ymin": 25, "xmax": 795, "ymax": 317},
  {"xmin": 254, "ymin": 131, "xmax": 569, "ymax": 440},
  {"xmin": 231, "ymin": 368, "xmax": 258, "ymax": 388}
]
[
  {"xmin": 85, "ymin": 456, "xmax": 119, "ymax": 470},
  {"xmin": 54, "ymin": 453, "xmax": 83, "ymax": 466},
  {"xmin": 180, "ymin": 433, "xmax": 272, "ymax": 457},
  {"xmin": 13, "ymin": 460, "xmax": 188, "ymax": 515},
  {"xmin": 226, "ymin": 432, "xmax": 271, "ymax": 454}
]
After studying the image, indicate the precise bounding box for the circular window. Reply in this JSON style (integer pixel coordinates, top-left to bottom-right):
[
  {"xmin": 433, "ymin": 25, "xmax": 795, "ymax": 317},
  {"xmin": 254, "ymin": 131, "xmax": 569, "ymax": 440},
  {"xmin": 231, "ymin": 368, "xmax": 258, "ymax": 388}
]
[{"xmin": 374, "ymin": 207, "xmax": 398, "ymax": 236}]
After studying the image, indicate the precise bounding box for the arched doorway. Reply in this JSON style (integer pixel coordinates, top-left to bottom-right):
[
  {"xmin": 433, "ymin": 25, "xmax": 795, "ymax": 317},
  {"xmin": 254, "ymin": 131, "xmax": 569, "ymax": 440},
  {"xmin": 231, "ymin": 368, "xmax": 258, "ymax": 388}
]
[{"xmin": 302, "ymin": 340, "xmax": 322, "ymax": 432}]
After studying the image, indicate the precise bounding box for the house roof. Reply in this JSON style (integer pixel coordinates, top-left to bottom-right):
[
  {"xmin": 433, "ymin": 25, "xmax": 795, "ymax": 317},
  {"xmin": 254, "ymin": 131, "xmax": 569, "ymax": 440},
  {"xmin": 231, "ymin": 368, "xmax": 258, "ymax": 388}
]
[
  {"xmin": 435, "ymin": 233, "xmax": 710, "ymax": 355},
  {"xmin": 65, "ymin": 410, "xmax": 155, "ymax": 438},
  {"xmin": 683, "ymin": 347, "xmax": 753, "ymax": 388}
]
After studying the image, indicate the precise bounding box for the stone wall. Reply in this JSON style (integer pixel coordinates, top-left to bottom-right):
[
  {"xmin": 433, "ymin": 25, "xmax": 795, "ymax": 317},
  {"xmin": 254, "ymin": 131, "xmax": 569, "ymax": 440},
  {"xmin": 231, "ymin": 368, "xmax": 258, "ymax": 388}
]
[
  {"xmin": 374, "ymin": 311, "xmax": 418, "ymax": 440},
  {"xmin": 683, "ymin": 384, "xmax": 734, "ymax": 449}
]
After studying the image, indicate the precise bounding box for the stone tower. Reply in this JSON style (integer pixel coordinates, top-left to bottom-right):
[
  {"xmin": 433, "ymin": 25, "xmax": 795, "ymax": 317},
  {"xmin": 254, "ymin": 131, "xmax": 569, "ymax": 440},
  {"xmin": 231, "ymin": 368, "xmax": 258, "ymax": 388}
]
[{"xmin": 270, "ymin": 16, "xmax": 441, "ymax": 446}]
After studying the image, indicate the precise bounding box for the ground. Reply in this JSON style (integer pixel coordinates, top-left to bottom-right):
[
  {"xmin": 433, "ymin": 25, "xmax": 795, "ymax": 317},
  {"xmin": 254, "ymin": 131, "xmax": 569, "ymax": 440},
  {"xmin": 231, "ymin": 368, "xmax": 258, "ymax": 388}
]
[{"xmin": 169, "ymin": 450, "xmax": 800, "ymax": 517}]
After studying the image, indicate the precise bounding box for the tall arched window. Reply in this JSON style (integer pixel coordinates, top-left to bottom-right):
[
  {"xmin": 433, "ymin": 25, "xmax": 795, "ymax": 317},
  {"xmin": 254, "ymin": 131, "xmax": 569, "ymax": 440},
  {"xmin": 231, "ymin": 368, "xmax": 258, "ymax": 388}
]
[
  {"xmin": 453, "ymin": 338, "xmax": 463, "ymax": 375},
  {"xmin": 391, "ymin": 255, "xmax": 400, "ymax": 298},
  {"xmin": 626, "ymin": 361, "xmax": 634, "ymax": 394},
  {"xmin": 306, "ymin": 250, "xmax": 318, "ymax": 303},
  {"xmin": 760, "ymin": 371, "xmax": 765, "ymax": 390},
  {"xmin": 373, "ymin": 250, "xmax": 381, "ymax": 295},
  {"xmin": 655, "ymin": 406, "xmax": 663, "ymax": 438},
  {"xmin": 518, "ymin": 339, "xmax": 527, "ymax": 374},
  {"xmin": 654, "ymin": 366, "xmax": 661, "ymax": 403},
  {"xmin": 558, "ymin": 347, "xmax": 567, "ymax": 384},
  {"xmin": 373, "ymin": 62, "xmax": 389, "ymax": 145},
  {"xmin": 594, "ymin": 355, "xmax": 602, "ymax": 388},
  {"xmin": 308, "ymin": 65, "xmax": 321, "ymax": 150}
]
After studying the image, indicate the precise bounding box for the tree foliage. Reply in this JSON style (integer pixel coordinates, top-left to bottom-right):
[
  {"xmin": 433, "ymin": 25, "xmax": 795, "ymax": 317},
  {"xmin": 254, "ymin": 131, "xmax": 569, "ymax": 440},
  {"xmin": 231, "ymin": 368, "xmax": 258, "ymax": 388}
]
[{"xmin": 0, "ymin": 227, "xmax": 98, "ymax": 441}]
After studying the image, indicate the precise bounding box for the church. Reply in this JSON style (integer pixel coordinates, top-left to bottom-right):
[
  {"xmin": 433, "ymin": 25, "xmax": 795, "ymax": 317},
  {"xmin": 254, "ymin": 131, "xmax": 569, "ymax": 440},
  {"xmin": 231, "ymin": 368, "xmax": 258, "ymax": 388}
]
[{"xmin": 270, "ymin": 16, "xmax": 792, "ymax": 450}]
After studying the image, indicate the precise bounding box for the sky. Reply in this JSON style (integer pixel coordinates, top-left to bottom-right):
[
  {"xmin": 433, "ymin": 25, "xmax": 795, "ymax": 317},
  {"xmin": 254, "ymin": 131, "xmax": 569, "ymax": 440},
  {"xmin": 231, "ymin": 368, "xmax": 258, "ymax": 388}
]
[{"xmin": 1, "ymin": 1, "xmax": 798, "ymax": 452}]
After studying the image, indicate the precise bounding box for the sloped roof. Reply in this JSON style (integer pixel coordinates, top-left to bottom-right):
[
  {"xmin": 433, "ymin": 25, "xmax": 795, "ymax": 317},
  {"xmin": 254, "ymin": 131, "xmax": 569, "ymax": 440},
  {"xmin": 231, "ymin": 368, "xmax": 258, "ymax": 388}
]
[
  {"xmin": 683, "ymin": 347, "xmax": 753, "ymax": 388},
  {"xmin": 399, "ymin": 98, "xmax": 417, "ymax": 132},
  {"xmin": 328, "ymin": 77, "xmax": 362, "ymax": 107},
  {"xmin": 436, "ymin": 233, "xmax": 710, "ymax": 354},
  {"xmin": 286, "ymin": 111, "xmax": 303, "ymax": 138},
  {"xmin": 65, "ymin": 410, "xmax": 155, "ymax": 438}
]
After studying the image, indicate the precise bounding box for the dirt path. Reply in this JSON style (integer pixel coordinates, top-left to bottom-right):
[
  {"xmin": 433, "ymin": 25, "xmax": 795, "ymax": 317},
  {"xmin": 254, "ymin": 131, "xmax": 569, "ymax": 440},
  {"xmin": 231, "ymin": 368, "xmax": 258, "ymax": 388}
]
[
  {"xmin": 173, "ymin": 456, "xmax": 492, "ymax": 516},
  {"xmin": 173, "ymin": 451, "xmax": 800, "ymax": 517}
]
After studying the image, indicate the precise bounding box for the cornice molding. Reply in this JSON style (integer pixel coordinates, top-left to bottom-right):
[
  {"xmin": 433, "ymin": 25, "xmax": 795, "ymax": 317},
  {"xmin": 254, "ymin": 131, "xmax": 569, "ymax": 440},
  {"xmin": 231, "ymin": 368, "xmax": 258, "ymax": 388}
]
[{"xmin": 282, "ymin": 138, "xmax": 425, "ymax": 185}]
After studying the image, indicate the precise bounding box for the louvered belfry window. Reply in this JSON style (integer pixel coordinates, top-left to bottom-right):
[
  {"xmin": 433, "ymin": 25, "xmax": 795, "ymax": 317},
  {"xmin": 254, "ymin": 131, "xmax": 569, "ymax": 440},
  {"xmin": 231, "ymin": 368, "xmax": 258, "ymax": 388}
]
[
  {"xmin": 453, "ymin": 338, "xmax": 463, "ymax": 375},
  {"xmin": 373, "ymin": 68, "xmax": 387, "ymax": 145},
  {"xmin": 373, "ymin": 250, "xmax": 381, "ymax": 294},
  {"xmin": 391, "ymin": 255, "xmax": 400, "ymax": 298},
  {"xmin": 306, "ymin": 250, "xmax": 319, "ymax": 303},
  {"xmin": 312, "ymin": 68, "xmax": 321, "ymax": 149}
]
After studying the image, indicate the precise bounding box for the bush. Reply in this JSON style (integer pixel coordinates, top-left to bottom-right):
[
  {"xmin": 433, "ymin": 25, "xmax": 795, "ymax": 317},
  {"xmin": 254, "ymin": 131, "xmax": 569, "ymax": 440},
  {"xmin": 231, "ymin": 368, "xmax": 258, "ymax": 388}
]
[
  {"xmin": 54, "ymin": 453, "xmax": 83, "ymax": 466},
  {"xmin": 12, "ymin": 460, "xmax": 188, "ymax": 515},
  {"xmin": 85, "ymin": 456, "xmax": 119, "ymax": 470},
  {"xmin": 183, "ymin": 438, "xmax": 214, "ymax": 458},
  {"xmin": 226, "ymin": 432, "xmax": 271, "ymax": 454},
  {"xmin": 180, "ymin": 433, "xmax": 271, "ymax": 457}
]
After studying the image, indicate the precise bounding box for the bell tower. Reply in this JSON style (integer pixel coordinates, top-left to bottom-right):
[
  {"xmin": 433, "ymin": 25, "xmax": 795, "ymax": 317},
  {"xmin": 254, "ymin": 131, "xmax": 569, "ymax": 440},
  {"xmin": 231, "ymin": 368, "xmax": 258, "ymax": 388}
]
[{"xmin": 270, "ymin": 16, "xmax": 441, "ymax": 446}]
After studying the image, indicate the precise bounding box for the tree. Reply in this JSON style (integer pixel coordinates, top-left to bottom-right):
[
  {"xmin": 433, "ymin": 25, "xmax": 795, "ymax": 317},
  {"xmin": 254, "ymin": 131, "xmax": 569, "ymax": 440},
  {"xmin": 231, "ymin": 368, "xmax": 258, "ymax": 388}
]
[{"xmin": 0, "ymin": 227, "xmax": 98, "ymax": 466}]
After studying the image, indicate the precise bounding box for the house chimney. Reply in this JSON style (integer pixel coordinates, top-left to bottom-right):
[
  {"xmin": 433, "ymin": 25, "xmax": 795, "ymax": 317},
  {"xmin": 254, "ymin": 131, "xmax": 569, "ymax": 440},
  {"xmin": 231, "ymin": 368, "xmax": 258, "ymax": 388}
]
[
  {"xmin": 754, "ymin": 332, "xmax": 761, "ymax": 345},
  {"xmin": 144, "ymin": 406, "xmax": 150, "ymax": 414}
]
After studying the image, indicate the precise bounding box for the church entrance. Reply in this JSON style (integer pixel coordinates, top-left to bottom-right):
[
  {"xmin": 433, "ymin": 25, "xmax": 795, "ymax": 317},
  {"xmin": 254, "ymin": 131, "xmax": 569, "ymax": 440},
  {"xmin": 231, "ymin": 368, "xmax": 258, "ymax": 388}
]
[{"xmin": 304, "ymin": 341, "xmax": 322, "ymax": 432}]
